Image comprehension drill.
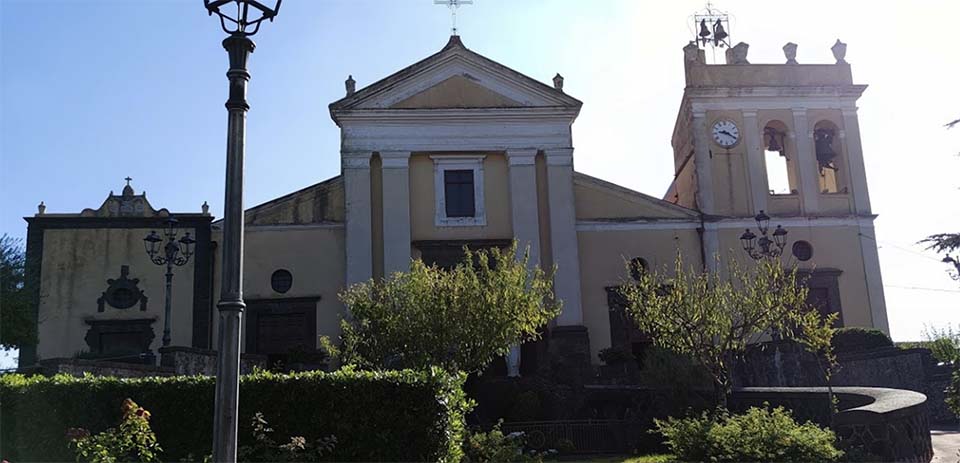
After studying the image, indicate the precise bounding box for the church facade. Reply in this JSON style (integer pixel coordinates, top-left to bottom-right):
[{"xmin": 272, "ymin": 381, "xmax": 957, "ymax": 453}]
[{"xmin": 21, "ymin": 36, "xmax": 889, "ymax": 372}]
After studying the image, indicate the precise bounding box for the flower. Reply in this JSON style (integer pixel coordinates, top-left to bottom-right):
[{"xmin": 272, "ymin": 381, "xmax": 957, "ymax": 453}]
[{"xmin": 121, "ymin": 398, "xmax": 137, "ymax": 416}]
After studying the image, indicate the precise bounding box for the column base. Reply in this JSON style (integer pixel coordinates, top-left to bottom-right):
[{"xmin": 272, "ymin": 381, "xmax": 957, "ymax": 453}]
[{"xmin": 546, "ymin": 325, "xmax": 593, "ymax": 385}]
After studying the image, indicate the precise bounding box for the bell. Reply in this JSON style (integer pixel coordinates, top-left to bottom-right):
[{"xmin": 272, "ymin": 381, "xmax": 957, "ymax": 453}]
[
  {"xmin": 814, "ymin": 128, "xmax": 838, "ymax": 171},
  {"xmin": 713, "ymin": 19, "xmax": 728, "ymax": 46},
  {"xmin": 764, "ymin": 127, "xmax": 783, "ymax": 153},
  {"xmin": 699, "ymin": 19, "xmax": 711, "ymax": 38}
]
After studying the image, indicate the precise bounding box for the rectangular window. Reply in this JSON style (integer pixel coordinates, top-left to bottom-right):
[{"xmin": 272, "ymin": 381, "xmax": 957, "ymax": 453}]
[{"xmin": 444, "ymin": 169, "xmax": 476, "ymax": 217}]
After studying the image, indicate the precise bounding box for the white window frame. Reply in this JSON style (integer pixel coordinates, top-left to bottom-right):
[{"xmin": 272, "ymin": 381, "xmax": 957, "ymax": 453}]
[{"xmin": 432, "ymin": 155, "xmax": 486, "ymax": 227}]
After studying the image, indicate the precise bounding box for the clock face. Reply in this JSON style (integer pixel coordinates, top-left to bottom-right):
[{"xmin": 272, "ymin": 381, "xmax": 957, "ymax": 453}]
[{"xmin": 711, "ymin": 120, "xmax": 740, "ymax": 148}]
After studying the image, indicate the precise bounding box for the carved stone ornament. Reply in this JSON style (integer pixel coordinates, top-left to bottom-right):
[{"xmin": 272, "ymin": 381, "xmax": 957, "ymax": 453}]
[
  {"xmin": 729, "ymin": 42, "xmax": 749, "ymax": 64},
  {"xmin": 98, "ymin": 265, "xmax": 148, "ymax": 312},
  {"xmin": 783, "ymin": 42, "xmax": 798, "ymax": 64},
  {"xmin": 552, "ymin": 73, "xmax": 564, "ymax": 91},
  {"xmin": 831, "ymin": 39, "xmax": 847, "ymax": 64}
]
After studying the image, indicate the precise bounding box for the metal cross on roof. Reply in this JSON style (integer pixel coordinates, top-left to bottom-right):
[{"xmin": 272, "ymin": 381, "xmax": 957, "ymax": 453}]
[
  {"xmin": 434, "ymin": 0, "xmax": 472, "ymax": 36},
  {"xmin": 125, "ymin": 176, "xmax": 133, "ymax": 186}
]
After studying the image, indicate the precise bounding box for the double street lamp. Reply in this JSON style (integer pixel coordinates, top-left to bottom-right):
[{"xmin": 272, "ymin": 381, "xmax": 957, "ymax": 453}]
[
  {"xmin": 143, "ymin": 218, "xmax": 196, "ymax": 347},
  {"xmin": 739, "ymin": 210, "xmax": 789, "ymax": 260},
  {"xmin": 203, "ymin": 0, "xmax": 281, "ymax": 461}
]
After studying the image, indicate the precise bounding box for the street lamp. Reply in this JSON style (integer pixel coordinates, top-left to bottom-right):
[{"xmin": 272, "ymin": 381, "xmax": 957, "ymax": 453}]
[
  {"xmin": 143, "ymin": 218, "xmax": 196, "ymax": 347},
  {"xmin": 739, "ymin": 210, "xmax": 789, "ymax": 259},
  {"xmin": 203, "ymin": 0, "xmax": 281, "ymax": 461}
]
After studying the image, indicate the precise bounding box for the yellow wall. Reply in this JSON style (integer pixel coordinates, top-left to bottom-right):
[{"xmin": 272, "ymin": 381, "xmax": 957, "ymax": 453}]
[
  {"xmin": 716, "ymin": 225, "xmax": 874, "ymax": 328},
  {"xmin": 210, "ymin": 226, "xmax": 347, "ymax": 352},
  {"xmin": 37, "ymin": 228, "xmax": 196, "ymax": 359},
  {"xmin": 409, "ymin": 152, "xmax": 514, "ymax": 241},
  {"xmin": 576, "ymin": 228, "xmax": 703, "ymax": 361}
]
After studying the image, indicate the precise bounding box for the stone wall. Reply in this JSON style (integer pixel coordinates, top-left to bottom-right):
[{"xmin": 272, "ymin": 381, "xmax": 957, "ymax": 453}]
[
  {"xmin": 26, "ymin": 348, "xmax": 267, "ymax": 378},
  {"xmin": 733, "ymin": 341, "xmax": 957, "ymax": 422},
  {"xmin": 732, "ymin": 387, "xmax": 933, "ymax": 463}
]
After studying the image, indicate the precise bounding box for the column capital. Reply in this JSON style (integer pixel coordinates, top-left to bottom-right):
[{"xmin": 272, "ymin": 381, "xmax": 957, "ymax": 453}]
[
  {"xmin": 841, "ymin": 107, "xmax": 859, "ymax": 117},
  {"xmin": 692, "ymin": 109, "xmax": 707, "ymax": 119},
  {"xmin": 379, "ymin": 150, "xmax": 411, "ymax": 169},
  {"xmin": 342, "ymin": 151, "xmax": 372, "ymax": 169},
  {"xmin": 544, "ymin": 148, "xmax": 574, "ymax": 166},
  {"xmin": 791, "ymin": 107, "xmax": 808, "ymax": 117},
  {"xmin": 506, "ymin": 148, "xmax": 538, "ymax": 166},
  {"xmin": 741, "ymin": 110, "xmax": 758, "ymax": 119}
]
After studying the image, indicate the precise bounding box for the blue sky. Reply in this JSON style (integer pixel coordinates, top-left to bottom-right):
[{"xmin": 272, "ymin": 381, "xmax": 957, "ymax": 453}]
[{"xmin": 2, "ymin": 0, "xmax": 958, "ymax": 357}]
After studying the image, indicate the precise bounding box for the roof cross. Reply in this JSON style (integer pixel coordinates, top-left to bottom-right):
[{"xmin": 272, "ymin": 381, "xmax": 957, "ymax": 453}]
[
  {"xmin": 124, "ymin": 176, "xmax": 133, "ymax": 186},
  {"xmin": 434, "ymin": 0, "xmax": 472, "ymax": 36}
]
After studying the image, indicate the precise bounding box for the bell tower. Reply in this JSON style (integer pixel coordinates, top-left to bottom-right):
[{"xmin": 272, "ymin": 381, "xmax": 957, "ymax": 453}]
[{"xmin": 666, "ymin": 38, "xmax": 890, "ymax": 334}]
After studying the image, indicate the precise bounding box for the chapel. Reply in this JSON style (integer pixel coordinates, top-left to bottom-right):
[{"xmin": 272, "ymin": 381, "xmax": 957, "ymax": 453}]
[{"xmin": 20, "ymin": 32, "xmax": 888, "ymax": 376}]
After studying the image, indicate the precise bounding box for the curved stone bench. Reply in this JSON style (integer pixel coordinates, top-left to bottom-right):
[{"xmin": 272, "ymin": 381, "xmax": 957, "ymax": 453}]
[{"xmin": 732, "ymin": 386, "xmax": 933, "ymax": 463}]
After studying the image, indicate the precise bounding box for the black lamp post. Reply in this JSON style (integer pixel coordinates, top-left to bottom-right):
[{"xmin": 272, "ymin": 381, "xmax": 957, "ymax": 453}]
[
  {"xmin": 739, "ymin": 210, "xmax": 789, "ymax": 259},
  {"xmin": 143, "ymin": 218, "xmax": 196, "ymax": 347},
  {"xmin": 203, "ymin": 1, "xmax": 281, "ymax": 461}
]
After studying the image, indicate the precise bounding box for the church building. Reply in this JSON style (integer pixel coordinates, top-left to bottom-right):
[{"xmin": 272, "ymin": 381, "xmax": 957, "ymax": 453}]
[{"xmin": 20, "ymin": 34, "xmax": 889, "ymax": 374}]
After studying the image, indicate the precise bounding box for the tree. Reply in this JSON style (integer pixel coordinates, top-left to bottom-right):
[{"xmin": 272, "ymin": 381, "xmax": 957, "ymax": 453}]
[
  {"xmin": 789, "ymin": 308, "xmax": 840, "ymax": 419},
  {"xmin": 617, "ymin": 254, "xmax": 818, "ymax": 406},
  {"xmin": 339, "ymin": 243, "xmax": 560, "ymax": 374},
  {"xmin": 0, "ymin": 234, "xmax": 35, "ymax": 349},
  {"xmin": 920, "ymin": 233, "xmax": 960, "ymax": 282}
]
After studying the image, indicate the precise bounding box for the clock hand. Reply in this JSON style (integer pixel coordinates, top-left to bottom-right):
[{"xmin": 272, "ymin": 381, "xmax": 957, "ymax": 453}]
[{"xmin": 719, "ymin": 130, "xmax": 734, "ymax": 137}]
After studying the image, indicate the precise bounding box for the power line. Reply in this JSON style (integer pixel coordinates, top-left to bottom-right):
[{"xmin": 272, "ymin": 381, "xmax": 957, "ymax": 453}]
[
  {"xmin": 886, "ymin": 284, "xmax": 960, "ymax": 293},
  {"xmin": 859, "ymin": 233, "xmax": 944, "ymax": 263}
]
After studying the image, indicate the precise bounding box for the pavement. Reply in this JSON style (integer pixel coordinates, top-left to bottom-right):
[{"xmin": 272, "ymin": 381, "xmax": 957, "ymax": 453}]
[{"xmin": 933, "ymin": 424, "xmax": 960, "ymax": 463}]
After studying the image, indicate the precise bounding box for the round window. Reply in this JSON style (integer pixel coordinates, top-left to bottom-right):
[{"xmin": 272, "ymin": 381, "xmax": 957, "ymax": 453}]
[
  {"xmin": 271, "ymin": 269, "xmax": 293, "ymax": 294},
  {"xmin": 792, "ymin": 241, "xmax": 814, "ymax": 261}
]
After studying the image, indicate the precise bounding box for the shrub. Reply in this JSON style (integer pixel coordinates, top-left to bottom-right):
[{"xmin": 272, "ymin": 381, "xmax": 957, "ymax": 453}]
[
  {"xmin": 236, "ymin": 412, "xmax": 336, "ymax": 462},
  {"xmin": 654, "ymin": 406, "xmax": 843, "ymax": 463},
  {"xmin": 340, "ymin": 243, "xmax": 560, "ymax": 374},
  {"xmin": 462, "ymin": 422, "xmax": 544, "ymax": 463},
  {"xmin": 947, "ymin": 369, "xmax": 960, "ymax": 416},
  {"xmin": 67, "ymin": 398, "xmax": 162, "ymax": 463},
  {"xmin": 598, "ymin": 346, "xmax": 634, "ymax": 365},
  {"xmin": 0, "ymin": 367, "xmax": 468, "ymax": 462},
  {"xmin": 831, "ymin": 327, "xmax": 893, "ymax": 354},
  {"xmin": 922, "ymin": 324, "xmax": 960, "ymax": 364}
]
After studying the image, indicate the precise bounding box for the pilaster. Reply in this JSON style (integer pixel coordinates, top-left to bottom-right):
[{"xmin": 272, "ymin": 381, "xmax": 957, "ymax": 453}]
[
  {"xmin": 841, "ymin": 108, "xmax": 872, "ymax": 214},
  {"xmin": 506, "ymin": 149, "xmax": 541, "ymax": 264},
  {"xmin": 858, "ymin": 219, "xmax": 890, "ymax": 334},
  {"xmin": 791, "ymin": 109, "xmax": 820, "ymax": 214},
  {"xmin": 380, "ymin": 151, "xmax": 412, "ymax": 276},
  {"xmin": 692, "ymin": 111, "xmax": 716, "ymax": 214},
  {"xmin": 343, "ymin": 151, "xmax": 373, "ymax": 286},
  {"xmin": 544, "ymin": 148, "xmax": 583, "ymax": 326},
  {"xmin": 741, "ymin": 110, "xmax": 768, "ymax": 214}
]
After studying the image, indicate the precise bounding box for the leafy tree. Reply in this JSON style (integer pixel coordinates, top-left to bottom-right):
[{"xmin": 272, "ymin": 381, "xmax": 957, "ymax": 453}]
[
  {"xmin": 790, "ymin": 308, "xmax": 840, "ymax": 418},
  {"xmin": 339, "ymin": 243, "xmax": 560, "ymax": 374},
  {"xmin": 920, "ymin": 233, "xmax": 960, "ymax": 282},
  {"xmin": 0, "ymin": 234, "xmax": 36, "ymax": 349},
  {"xmin": 617, "ymin": 254, "xmax": 817, "ymax": 406}
]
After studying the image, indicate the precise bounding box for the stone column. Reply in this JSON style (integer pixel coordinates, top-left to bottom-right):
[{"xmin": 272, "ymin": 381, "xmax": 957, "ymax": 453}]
[
  {"xmin": 506, "ymin": 149, "xmax": 541, "ymax": 264},
  {"xmin": 742, "ymin": 110, "xmax": 768, "ymax": 214},
  {"xmin": 343, "ymin": 151, "xmax": 373, "ymax": 286},
  {"xmin": 841, "ymin": 108, "xmax": 872, "ymax": 214},
  {"xmin": 692, "ymin": 110, "xmax": 716, "ymax": 214},
  {"xmin": 791, "ymin": 109, "xmax": 820, "ymax": 214},
  {"xmin": 544, "ymin": 148, "xmax": 583, "ymax": 326},
  {"xmin": 380, "ymin": 151, "xmax": 412, "ymax": 276}
]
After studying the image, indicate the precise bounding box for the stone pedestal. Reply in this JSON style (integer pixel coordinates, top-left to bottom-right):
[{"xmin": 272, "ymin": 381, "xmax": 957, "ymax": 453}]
[{"xmin": 546, "ymin": 325, "xmax": 593, "ymax": 385}]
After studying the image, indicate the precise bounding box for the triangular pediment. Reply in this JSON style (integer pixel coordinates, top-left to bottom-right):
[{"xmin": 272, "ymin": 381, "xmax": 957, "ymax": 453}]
[
  {"xmin": 391, "ymin": 75, "xmax": 522, "ymax": 109},
  {"xmin": 330, "ymin": 36, "xmax": 581, "ymax": 118}
]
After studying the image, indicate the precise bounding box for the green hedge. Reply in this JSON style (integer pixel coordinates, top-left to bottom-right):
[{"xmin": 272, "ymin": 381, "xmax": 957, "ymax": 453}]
[
  {"xmin": 0, "ymin": 368, "xmax": 468, "ymax": 462},
  {"xmin": 832, "ymin": 327, "xmax": 893, "ymax": 354}
]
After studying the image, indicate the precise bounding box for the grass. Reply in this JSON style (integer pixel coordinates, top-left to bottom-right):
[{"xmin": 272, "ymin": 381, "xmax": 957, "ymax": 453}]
[{"xmin": 567, "ymin": 454, "xmax": 674, "ymax": 463}]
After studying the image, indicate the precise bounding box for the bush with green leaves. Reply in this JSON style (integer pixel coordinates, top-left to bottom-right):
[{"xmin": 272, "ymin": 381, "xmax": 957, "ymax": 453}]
[
  {"xmin": 236, "ymin": 412, "xmax": 336, "ymax": 462},
  {"xmin": 66, "ymin": 398, "xmax": 162, "ymax": 463},
  {"xmin": 920, "ymin": 324, "xmax": 960, "ymax": 365},
  {"xmin": 654, "ymin": 406, "xmax": 843, "ymax": 463},
  {"xmin": 0, "ymin": 368, "xmax": 468, "ymax": 462},
  {"xmin": 947, "ymin": 369, "xmax": 960, "ymax": 416},
  {"xmin": 462, "ymin": 422, "xmax": 545, "ymax": 463},
  {"xmin": 618, "ymin": 254, "xmax": 824, "ymax": 406},
  {"xmin": 340, "ymin": 243, "xmax": 560, "ymax": 374},
  {"xmin": 831, "ymin": 327, "xmax": 894, "ymax": 354}
]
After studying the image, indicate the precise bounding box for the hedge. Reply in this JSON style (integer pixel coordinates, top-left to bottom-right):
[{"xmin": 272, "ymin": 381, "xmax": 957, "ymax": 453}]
[
  {"xmin": 0, "ymin": 367, "xmax": 469, "ymax": 462},
  {"xmin": 831, "ymin": 327, "xmax": 894, "ymax": 354}
]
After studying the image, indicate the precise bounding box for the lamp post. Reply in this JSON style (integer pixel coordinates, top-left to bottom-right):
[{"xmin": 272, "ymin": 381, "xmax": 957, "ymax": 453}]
[
  {"xmin": 203, "ymin": 1, "xmax": 281, "ymax": 461},
  {"xmin": 143, "ymin": 218, "xmax": 196, "ymax": 347},
  {"xmin": 739, "ymin": 210, "xmax": 789, "ymax": 260}
]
